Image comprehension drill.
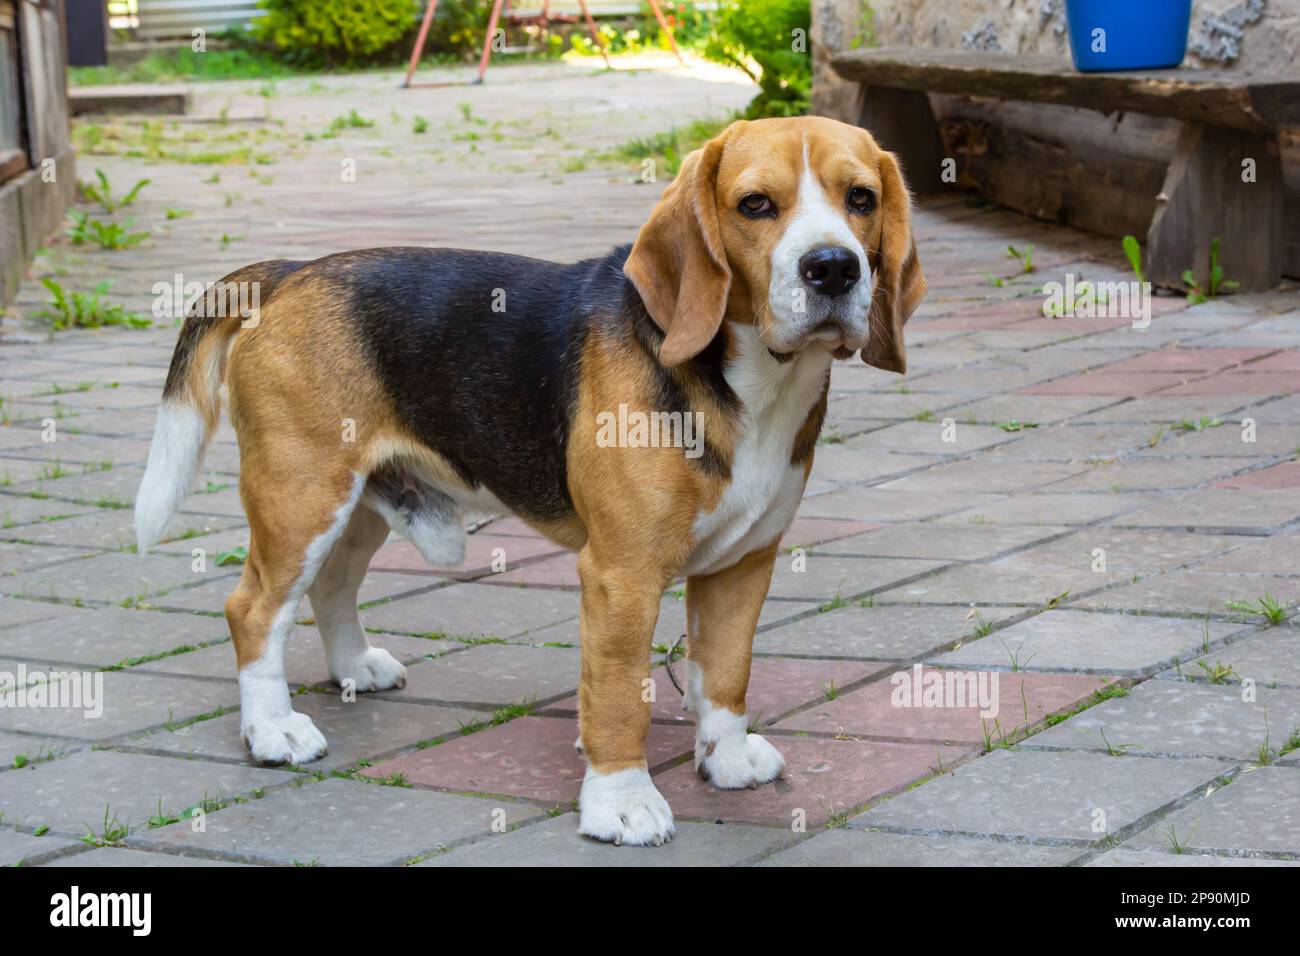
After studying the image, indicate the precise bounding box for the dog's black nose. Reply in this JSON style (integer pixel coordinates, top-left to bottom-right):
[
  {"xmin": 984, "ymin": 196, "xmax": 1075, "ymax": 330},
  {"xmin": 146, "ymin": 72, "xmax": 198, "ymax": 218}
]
[{"xmin": 798, "ymin": 245, "xmax": 861, "ymax": 298}]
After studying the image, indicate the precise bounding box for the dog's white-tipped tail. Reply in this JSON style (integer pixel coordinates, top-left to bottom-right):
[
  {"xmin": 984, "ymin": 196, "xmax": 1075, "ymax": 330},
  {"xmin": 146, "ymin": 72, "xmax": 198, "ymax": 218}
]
[{"xmin": 135, "ymin": 401, "xmax": 209, "ymax": 552}]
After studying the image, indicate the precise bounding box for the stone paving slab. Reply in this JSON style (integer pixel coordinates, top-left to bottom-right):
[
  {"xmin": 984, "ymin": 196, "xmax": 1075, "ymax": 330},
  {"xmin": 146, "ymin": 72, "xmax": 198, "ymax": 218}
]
[
  {"xmin": 657, "ymin": 735, "xmax": 973, "ymax": 827},
  {"xmin": 0, "ymin": 666, "xmax": 239, "ymax": 741},
  {"xmin": 0, "ymin": 828, "xmax": 80, "ymax": 866},
  {"xmin": 4, "ymin": 551, "xmax": 239, "ymax": 605},
  {"xmin": 0, "ymin": 595, "xmax": 81, "ymax": 629},
  {"xmin": 1218, "ymin": 460, "xmax": 1300, "ymax": 489},
  {"xmin": 1112, "ymin": 489, "xmax": 1300, "ymax": 533},
  {"xmin": 0, "ymin": 605, "xmax": 229, "ymax": 667},
  {"xmin": 545, "ymin": 657, "xmax": 890, "ymax": 728},
  {"xmin": 0, "ymin": 730, "xmax": 72, "ymax": 768},
  {"xmin": 879, "ymin": 461, "xmax": 1088, "ymax": 494},
  {"xmin": 152, "ymin": 569, "xmax": 446, "ymax": 614},
  {"xmin": 360, "ymin": 716, "xmax": 694, "ymax": 805},
  {"xmin": 0, "ymin": 749, "xmax": 295, "ymax": 834},
  {"xmin": 380, "ymin": 643, "xmax": 580, "ymax": 708},
  {"xmin": 1076, "ymin": 571, "xmax": 1300, "ymax": 618},
  {"xmin": 852, "ymin": 749, "xmax": 1228, "ymax": 843},
  {"xmin": 778, "ymin": 669, "xmax": 1114, "ymax": 743},
  {"xmin": 0, "ymin": 541, "xmax": 99, "ymax": 576},
  {"xmin": 874, "ymin": 558, "xmax": 1126, "ymax": 607},
  {"xmin": 355, "ymin": 582, "xmax": 580, "ymax": 639},
  {"xmin": 419, "ymin": 814, "xmax": 788, "ymax": 867},
  {"xmin": 132, "ymin": 776, "xmax": 545, "ymax": 866},
  {"xmin": 1021, "ymin": 680, "xmax": 1300, "ymax": 761},
  {"xmin": 932, "ymin": 610, "xmax": 1244, "ymax": 676},
  {"xmin": 1192, "ymin": 534, "xmax": 1300, "ymax": 574},
  {"xmin": 1008, "ymin": 529, "xmax": 1242, "ymax": 574},
  {"xmin": 1136, "ymin": 423, "xmax": 1300, "ymax": 460},
  {"xmin": 936, "ymin": 492, "xmax": 1153, "ymax": 527},
  {"xmin": 1127, "ymin": 766, "xmax": 1300, "ymax": 857},
  {"xmin": 1086, "ymin": 847, "xmax": 1299, "ymax": 867},
  {"xmin": 797, "ymin": 488, "xmax": 1005, "ymax": 523},
  {"xmin": 135, "ymin": 626, "xmax": 443, "ymax": 684},
  {"xmin": 753, "ymin": 604, "xmax": 1028, "ymax": 660},
  {"xmin": 40, "ymin": 846, "xmax": 251, "ymax": 867},
  {"xmin": 810, "ymin": 523, "xmax": 1067, "ymax": 561},
  {"xmin": 1, "ymin": 506, "xmax": 238, "ymax": 550},
  {"xmin": 766, "ymin": 556, "xmax": 945, "ymax": 601},
  {"xmin": 756, "ymin": 827, "xmax": 1082, "ymax": 866},
  {"xmin": 129, "ymin": 692, "xmax": 483, "ymax": 771},
  {"xmin": 1160, "ymin": 624, "xmax": 1300, "ymax": 689}
]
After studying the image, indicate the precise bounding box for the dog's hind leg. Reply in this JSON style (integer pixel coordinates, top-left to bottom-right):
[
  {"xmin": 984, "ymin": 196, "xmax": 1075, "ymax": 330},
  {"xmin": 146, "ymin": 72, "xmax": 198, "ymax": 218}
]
[
  {"xmin": 307, "ymin": 502, "xmax": 407, "ymax": 692},
  {"xmin": 227, "ymin": 468, "xmax": 367, "ymax": 766}
]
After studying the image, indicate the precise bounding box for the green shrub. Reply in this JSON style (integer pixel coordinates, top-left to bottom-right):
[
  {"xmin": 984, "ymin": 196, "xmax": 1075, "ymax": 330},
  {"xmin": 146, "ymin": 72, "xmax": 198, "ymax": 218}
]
[
  {"xmin": 256, "ymin": 0, "xmax": 422, "ymax": 65},
  {"xmin": 703, "ymin": 0, "xmax": 811, "ymax": 118}
]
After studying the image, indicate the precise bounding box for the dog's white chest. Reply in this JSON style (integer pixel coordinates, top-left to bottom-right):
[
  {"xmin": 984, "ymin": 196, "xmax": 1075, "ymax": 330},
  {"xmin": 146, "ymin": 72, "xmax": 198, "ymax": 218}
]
[{"xmin": 682, "ymin": 326, "xmax": 829, "ymax": 579}]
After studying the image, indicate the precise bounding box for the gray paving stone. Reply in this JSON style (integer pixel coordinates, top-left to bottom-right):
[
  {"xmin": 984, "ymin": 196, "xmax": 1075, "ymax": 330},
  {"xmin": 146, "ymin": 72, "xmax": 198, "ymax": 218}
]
[
  {"xmin": 936, "ymin": 492, "xmax": 1154, "ymax": 527},
  {"xmin": 1137, "ymin": 422, "xmax": 1300, "ymax": 460},
  {"xmin": 0, "ymin": 596, "xmax": 77, "ymax": 629},
  {"xmin": 1046, "ymin": 457, "xmax": 1249, "ymax": 492},
  {"xmin": 0, "ymin": 668, "xmax": 238, "ymax": 741},
  {"xmin": 421, "ymin": 814, "xmax": 786, "ymax": 866},
  {"xmin": 1161, "ymin": 625, "xmax": 1300, "ymax": 689},
  {"xmin": 0, "ymin": 541, "xmax": 97, "ymax": 576},
  {"xmin": 754, "ymin": 604, "xmax": 1026, "ymax": 660},
  {"xmin": 880, "ymin": 461, "xmax": 1088, "ymax": 494},
  {"xmin": 1113, "ymin": 489, "xmax": 1300, "ymax": 533},
  {"xmin": 1076, "ymin": 571, "xmax": 1300, "ymax": 618},
  {"xmin": 133, "ymin": 776, "xmax": 544, "ymax": 866},
  {"xmin": 982, "ymin": 424, "xmax": 1157, "ymax": 462},
  {"xmin": 1009, "ymin": 529, "xmax": 1242, "ymax": 574},
  {"xmin": 1194, "ymin": 535, "xmax": 1300, "ymax": 575},
  {"xmin": 946, "ymin": 394, "xmax": 1121, "ymax": 426},
  {"xmin": 383, "ymin": 643, "xmax": 579, "ymax": 707},
  {"xmin": 767, "ymin": 556, "xmax": 944, "ymax": 601},
  {"xmin": 797, "ymin": 487, "xmax": 1005, "ymax": 523},
  {"xmin": 4, "ymin": 551, "xmax": 240, "ymax": 604},
  {"xmin": 137, "ymin": 626, "xmax": 444, "ymax": 684},
  {"xmin": 2, "ymin": 505, "xmax": 238, "ymax": 549},
  {"xmin": 875, "ymin": 558, "xmax": 1126, "ymax": 607},
  {"xmin": 357, "ymin": 581, "xmax": 580, "ymax": 638},
  {"xmin": 0, "ymin": 606, "xmax": 229, "ymax": 667},
  {"xmin": 0, "ymin": 749, "xmax": 294, "ymax": 833},
  {"xmin": 0, "ymin": 496, "xmax": 96, "ymax": 529},
  {"xmin": 0, "ymin": 827, "xmax": 79, "ymax": 866},
  {"xmin": 852, "ymin": 749, "xmax": 1227, "ymax": 843},
  {"xmin": 812, "ymin": 523, "xmax": 1068, "ymax": 561},
  {"xmin": 757, "ymin": 827, "xmax": 1081, "ymax": 866},
  {"xmin": 1077, "ymin": 396, "xmax": 1261, "ymax": 425},
  {"xmin": 131, "ymin": 692, "xmax": 482, "ymax": 770},
  {"xmin": 1021, "ymin": 680, "xmax": 1300, "ymax": 760},
  {"xmin": 1087, "ymin": 847, "xmax": 1299, "ymax": 866},
  {"xmin": 932, "ymin": 610, "xmax": 1245, "ymax": 676},
  {"xmin": 0, "ymin": 730, "xmax": 73, "ymax": 768},
  {"xmin": 40, "ymin": 846, "xmax": 251, "ymax": 866},
  {"xmin": 1128, "ymin": 767, "xmax": 1300, "ymax": 856}
]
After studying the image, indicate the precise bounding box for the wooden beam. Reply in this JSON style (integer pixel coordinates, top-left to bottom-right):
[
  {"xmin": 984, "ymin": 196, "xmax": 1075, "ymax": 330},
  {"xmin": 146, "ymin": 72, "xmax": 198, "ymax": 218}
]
[
  {"xmin": 1147, "ymin": 123, "xmax": 1284, "ymax": 293},
  {"xmin": 856, "ymin": 86, "xmax": 946, "ymax": 195},
  {"xmin": 831, "ymin": 47, "xmax": 1300, "ymax": 133}
]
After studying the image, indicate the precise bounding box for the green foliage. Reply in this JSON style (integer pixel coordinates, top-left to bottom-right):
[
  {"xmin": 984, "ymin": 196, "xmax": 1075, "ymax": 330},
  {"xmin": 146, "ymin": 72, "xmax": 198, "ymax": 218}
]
[
  {"xmin": 607, "ymin": 114, "xmax": 733, "ymax": 177},
  {"xmin": 68, "ymin": 38, "xmax": 311, "ymax": 86},
  {"xmin": 37, "ymin": 279, "xmax": 150, "ymax": 331},
  {"xmin": 1183, "ymin": 236, "xmax": 1239, "ymax": 304},
  {"xmin": 1122, "ymin": 235, "xmax": 1146, "ymax": 284},
  {"xmin": 256, "ymin": 0, "xmax": 423, "ymax": 65},
  {"xmin": 65, "ymin": 211, "xmax": 150, "ymax": 250},
  {"xmin": 79, "ymin": 169, "xmax": 150, "ymax": 213},
  {"xmin": 701, "ymin": 0, "xmax": 811, "ymax": 118}
]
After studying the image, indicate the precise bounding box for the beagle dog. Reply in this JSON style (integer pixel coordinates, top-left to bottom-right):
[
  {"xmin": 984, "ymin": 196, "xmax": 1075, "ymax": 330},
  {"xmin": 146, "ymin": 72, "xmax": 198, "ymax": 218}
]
[{"xmin": 134, "ymin": 115, "xmax": 926, "ymax": 846}]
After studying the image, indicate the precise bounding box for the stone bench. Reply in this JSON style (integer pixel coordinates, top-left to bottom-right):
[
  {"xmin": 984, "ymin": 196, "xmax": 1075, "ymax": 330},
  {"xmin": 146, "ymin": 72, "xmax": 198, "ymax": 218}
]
[{"xmin": 830, "ymin": 47, "xmax": 1300, "ymax": 292}]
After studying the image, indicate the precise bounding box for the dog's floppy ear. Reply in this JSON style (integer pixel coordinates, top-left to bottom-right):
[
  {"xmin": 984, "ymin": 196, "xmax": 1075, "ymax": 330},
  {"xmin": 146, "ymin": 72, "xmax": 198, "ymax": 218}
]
[
  {"xmin": 863, "ymin": 149, "xmax": 926, "ymax": 374},
  {"xmin": 624, "ymin": 133, "xmax": 731, "ymax": 368}
]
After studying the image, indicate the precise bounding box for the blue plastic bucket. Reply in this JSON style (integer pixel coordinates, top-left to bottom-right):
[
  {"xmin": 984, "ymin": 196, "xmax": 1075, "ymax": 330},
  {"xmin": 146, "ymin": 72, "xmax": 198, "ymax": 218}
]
[{"xmin": 1065, "ymin": 0, "xmax": 1192, "ymax": 71}]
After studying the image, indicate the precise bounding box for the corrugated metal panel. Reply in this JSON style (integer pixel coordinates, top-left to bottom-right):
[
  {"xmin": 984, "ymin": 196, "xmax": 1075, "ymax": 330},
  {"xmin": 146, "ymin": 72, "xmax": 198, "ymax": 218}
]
[{"xmin": 134, "ymin": 0, "xmax": 262, "ymax": 40}]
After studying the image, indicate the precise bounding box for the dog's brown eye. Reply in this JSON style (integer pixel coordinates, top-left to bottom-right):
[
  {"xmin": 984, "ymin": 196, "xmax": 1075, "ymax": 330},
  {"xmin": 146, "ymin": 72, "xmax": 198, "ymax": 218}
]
[
  {"xmin": 847, "ymin": 187, "xmax": 876, "ymax": 214},
  {"xmin": 739, "ymin": 194, "xmax": 776, "ymax": 218}
]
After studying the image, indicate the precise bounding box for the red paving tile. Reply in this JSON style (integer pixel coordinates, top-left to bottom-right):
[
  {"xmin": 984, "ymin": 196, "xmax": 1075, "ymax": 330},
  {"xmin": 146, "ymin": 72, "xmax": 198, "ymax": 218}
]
[
  {"xmin": 655, "ymin": 735, "xmax": 973, "ymax": 826},
  {"xmin": 485, "ymin": 552, "xmax": 580, "ymax": 588},
  {"xmin": 546, "ymin": 657, "xmax": 892, "ymax": 726},
  {"xmin": 1159, "ymin": 370, "xmax": 1300, "ymax": 396},
  {"xmin": 1245, "ymin": 350, "xmax": 1300, "ymax": 373},
  {"xmin": 776, "ymin": 667, "xmax": 1115, "ymax": 744},
  {"xmin": 1215, "ymin": 460, "xmax": 1300, "ymax": 490},
  {"xmin": 1103, "ymin": 348, "xmax": 1276, "ymax": 374},
  {"xmin": 370, "ymin": 533, "xmax": 563, "ymax": 578},
  {"xmin": 1018, "ymin": 371, "xmax": 1192, "ymax": 396},
  {"xmin": 360, "ymin": 716, "xmax": 694, "ymax": 804}
]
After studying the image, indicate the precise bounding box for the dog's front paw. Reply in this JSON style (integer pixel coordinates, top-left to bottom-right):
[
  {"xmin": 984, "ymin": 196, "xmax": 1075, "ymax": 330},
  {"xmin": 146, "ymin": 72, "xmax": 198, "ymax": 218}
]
[
  {"xmin": 578, "ymin": 767, "xmax": 674, "ymax": 846},
  {"xmin": 242, "ymin": 710, "xmax": 328, "ymax": 766},
  {"xmin": 330, "ymin": 647, "xmax": 407, "ymax": 693},
  {"xmin": 696, "ymin": 730, "xmax": 785, "ymax": 790}
]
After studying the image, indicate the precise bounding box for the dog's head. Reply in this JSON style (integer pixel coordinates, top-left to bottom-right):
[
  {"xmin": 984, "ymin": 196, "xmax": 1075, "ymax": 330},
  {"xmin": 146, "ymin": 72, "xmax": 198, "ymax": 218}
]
[{"xmin": 625, "ymin": 116, "xmax": 926, "ymax": 373}]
